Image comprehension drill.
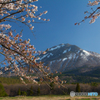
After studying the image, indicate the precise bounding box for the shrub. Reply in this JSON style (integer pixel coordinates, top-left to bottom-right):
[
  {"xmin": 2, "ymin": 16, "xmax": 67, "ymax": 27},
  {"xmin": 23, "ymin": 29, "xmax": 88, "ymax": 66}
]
[
  {"xmin": 0, "ymin": 83, "xmax": 8, "ymax": 97},
  {"xmin": 90, "ymin": 82, "xmax": 98, "ymax": 87},
  {"xmin": 76, "ymin": 83, "xmax": 81, "ymax": 92},
  {"xmin": 21, "ymin": 91, "xmax": 27, "ymax": 96}
]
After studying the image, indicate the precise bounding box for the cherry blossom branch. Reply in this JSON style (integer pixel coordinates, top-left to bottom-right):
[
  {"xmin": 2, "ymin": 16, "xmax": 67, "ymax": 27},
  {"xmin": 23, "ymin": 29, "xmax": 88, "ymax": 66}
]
[
  {"xmin": 0, "ymin": 40, "xmax": 48, "ymax": 77},
  {"xmin": 0, "ymin": 0, "xmax": 55, "ymax": 86},
  {"xmin": 0, "ymin": 10, "xmax": 23, "ymax": 23},
  {"xmin": 0, "ymin": 51, "xmax": 6, "ymax": 56},
  {"xmin": 75, "ymin": 1, "xmax": 100, "ymax": 25},
  {"xmin": 0, "ymin": 0, "xmax": 20, "ymax": 4}
]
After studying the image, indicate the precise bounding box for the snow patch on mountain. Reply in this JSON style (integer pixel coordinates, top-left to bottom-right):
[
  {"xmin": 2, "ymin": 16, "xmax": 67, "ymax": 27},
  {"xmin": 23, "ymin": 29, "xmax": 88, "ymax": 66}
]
[
  {"xmin": 73, "ymin": 54, "xmax": 76, "ymax": 59},
  {"xmin": 61, "ymin": 43, "xmax": 65, "ymax": 47},
  {"xmin": 62, "ymin": 58, "xmax": 67, "ymax": 61},
  {"xmin": 50, "ymin": 53, "xmax": 53, "ymax": 56},
  {"xmin": 89, "ymin": 51, "xmax": 100, "ymax": 57},
  {"xmin": 47, "ymin": 55, "xmax": 50, "ymax": 58},
  {"xmin": 63, "ymin": 48, "xmax": 71, "ymax": 54},
  {"xmin": 49, "ymin": 46, "xmax": 60, "ymax": 51},
  {"xmin": 83, "ymin": 50, "xmax": 90, "ymax": 56},
  {"xmin": 79, "ymin": 50, "xmax": 91, "ymax": 61},
  {"xmin": 80, "ymin": 52, "xmax": 88, "ymax": 61},
  {"xmin": 75, "ymin": 55, "xmax": 79, "ymax": 61},
  {"xmin": 49, "ymin": 44, "xmax": 65, "ymax": 51},
  {"xmin": 68, "ymin": 54, "xmax": 73, "ymax": 59},
  {"xmin": 58, "ymin": 59, "xmax": 62, "ymax": 61},
  {"xmin": 39, "ymin": 54, "xmax": 48, "ymax": 60},
  {"xmin": 77, "ymin": 50, "xmax": 81, "ymax": 54},
  {"xmin": 63, "ymin": 50, "xmax": 67, "ymax": 54},
  {"xmin": 62, "ymin": 60, "xmax": 70, "ymax": 71},
  {"xmin": 68, "ymin": 48, "xmax": 71, "ymax": 52},
  {"xmin": 47, "ymin": 53, "xmax": 53, "ymax": 58}
]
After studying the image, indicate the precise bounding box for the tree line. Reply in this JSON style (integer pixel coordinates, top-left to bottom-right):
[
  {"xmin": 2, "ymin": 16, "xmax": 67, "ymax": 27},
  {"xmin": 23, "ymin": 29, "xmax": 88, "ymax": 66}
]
[{"xmin": 0, "ymin": 82, "xmax": 99, "ymax": 97}]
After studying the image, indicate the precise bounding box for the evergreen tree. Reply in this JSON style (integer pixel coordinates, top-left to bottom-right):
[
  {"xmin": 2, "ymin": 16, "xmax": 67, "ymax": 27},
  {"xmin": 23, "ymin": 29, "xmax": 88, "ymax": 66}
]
[
  {"xmin": 68, "ymin": 88, "xmax": 70, "ymax": 94},
  {"xmin": 76, "ymin": 83, "xmax": 81, "ymax": 92},
  {"xmin": 37, "ymin": 87, "xmax": 40, "ymax": 95},
  {"xmin": 50, "ymin": 82, "xmax": 54, "ymax": 90},
  {"xmin": 50, "ymin": 82, "xmax": 54, "ymax": 94},
  {"xmin": 0, "ymin": 83, "xmax": 8, "ymax": 97},
  {"xmin": 29, "ymin": 86, "xmax": 34, "ymax": 96},
  {"xmin": 18, "ymin": 88, "xmax": 21, "ymax": 95}
]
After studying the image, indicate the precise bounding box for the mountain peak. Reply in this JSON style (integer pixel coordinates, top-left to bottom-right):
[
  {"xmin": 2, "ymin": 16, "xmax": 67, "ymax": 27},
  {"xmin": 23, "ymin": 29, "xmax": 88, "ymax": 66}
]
[
  {"xmin": 36, "ymin": 43, "xmax": 100, "ymax": 73},
  {"xmin": 48, "ymin": 43, "xmax": 80, "ymax": 52}
]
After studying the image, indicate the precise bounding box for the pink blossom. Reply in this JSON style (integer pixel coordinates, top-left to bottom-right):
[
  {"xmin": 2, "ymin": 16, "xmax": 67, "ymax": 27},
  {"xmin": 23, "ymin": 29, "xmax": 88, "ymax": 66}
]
[
  {"xmin": 21, "ymin": 17, "xmax": 25, "ymax": 21},
  {"xmin": 30, "ymin": 26, "xmax": 34, "ymax": 30},
  {"xmin": 38, "ymin": 17, "xmax": 41, "ymax": 20},
  {"xmin": 27, "ymin": 20, "xmax": 31, "ymax": 23},
  {"xmin": 43, "ymin": 11, "xmax": 48, "ymax": 14},
  {"xmin": 46, "ymin": 19, "xmax": 50, "ymax": 21}
]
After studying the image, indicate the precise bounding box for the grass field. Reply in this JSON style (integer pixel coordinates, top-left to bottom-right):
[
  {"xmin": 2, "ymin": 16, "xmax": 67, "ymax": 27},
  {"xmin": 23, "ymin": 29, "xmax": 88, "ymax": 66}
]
[{"xmin": 0, "ymin": 95, "xmax": 100, "ymax": 100}]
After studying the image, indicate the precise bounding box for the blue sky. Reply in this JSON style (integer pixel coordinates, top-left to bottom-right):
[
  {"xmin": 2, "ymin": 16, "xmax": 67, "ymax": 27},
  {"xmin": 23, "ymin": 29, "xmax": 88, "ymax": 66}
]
[{"xmin": 14, "ymin": 0, "xmax": 100, "ymax": 54}]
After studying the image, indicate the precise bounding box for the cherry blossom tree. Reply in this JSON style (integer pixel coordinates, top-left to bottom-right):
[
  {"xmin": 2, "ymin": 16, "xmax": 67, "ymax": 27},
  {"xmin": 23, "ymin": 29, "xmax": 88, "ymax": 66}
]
[
  {"xmin": 75, "ymin": 0, "xmax": 100, "ymax": 25},
  {"xmin": 0, "ymin": 0, "xmax": 58, "ymax": 85}
]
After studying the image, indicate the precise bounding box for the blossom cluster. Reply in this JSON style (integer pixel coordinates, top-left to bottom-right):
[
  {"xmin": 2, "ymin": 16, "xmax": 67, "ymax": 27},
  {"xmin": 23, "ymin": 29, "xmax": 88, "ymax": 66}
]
[
  {"xmin": 75, "ymin": 0, "xmax": 100, "ymax": 25},
  {"xmin": 0, "ymin": 30, "xmax": 53, "ymax": 84},
  {"xmin": 0, "ymin": 0, "xmax": 52, "ymax": 85},
  {"xmin": 0, "ymin": 0, "xmax": 62, "ymax": 88},
  {"xmin": 88, "ymin": 0, "xmax": 99, "ymax": 6},
  {"xmin": 0, "ymin": 0, "xmax": 50, "ymax": 31}
]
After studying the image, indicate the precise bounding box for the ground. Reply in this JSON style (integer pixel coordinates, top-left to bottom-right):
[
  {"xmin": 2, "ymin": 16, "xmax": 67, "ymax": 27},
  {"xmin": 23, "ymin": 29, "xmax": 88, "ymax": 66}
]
[{"xmin": 0, "ymin": 95, "xmax": 100, "ymax": 100}]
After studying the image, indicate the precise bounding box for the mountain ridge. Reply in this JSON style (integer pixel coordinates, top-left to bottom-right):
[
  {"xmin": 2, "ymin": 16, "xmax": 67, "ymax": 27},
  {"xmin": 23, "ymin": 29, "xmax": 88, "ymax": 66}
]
[{"xmin": 36, "ymin": 43, "xmax": 100, "ymax": 73}]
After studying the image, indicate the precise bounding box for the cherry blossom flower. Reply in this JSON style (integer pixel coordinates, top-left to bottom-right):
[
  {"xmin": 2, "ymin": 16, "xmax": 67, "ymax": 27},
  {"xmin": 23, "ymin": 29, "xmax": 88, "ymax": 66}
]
[
  {"xmin": 27, "ymin": 20, "xmax": 31, "ymax": 23},
  {"xmin": 43, "ymin": 11, "xmax": 48, "ymax": 14},
  {"xmin": 21, "ymin": 17, "xmax": 25, "ymax": 21},
  {"xmin": 42, "ymin": 51, "xmax": 46, "ymax": 54},
  {"xmin": 38, "ymin": 17, "xmax": 41, "ymax": 20},
  {"xmin": 30, "ymin": 26, "xmax": 34, "ymax": 30},
  {"xmin": 43, "ymin": 19, "xmax": 46, "ymax": 21},
  {"xmin": 32, "ymin": 19, "xmax": 34, "ymax": 22},
  {"xmin": 89, "ymin": 18, "xmax": 95, "ymax": 24},
  {"xmin": 46, "ymin": 19, "xmax": 50, "ymax": 21}
]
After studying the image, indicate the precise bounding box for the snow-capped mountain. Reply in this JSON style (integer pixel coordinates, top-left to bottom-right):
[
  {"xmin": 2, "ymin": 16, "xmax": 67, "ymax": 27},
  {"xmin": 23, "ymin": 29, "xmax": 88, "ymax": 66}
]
[{"xmin": 36, "ymin": 43, "xmax": 100, "ymax": 73}]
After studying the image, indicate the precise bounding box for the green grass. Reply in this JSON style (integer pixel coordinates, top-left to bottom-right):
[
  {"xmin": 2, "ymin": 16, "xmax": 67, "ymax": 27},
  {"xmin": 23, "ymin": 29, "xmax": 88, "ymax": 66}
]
[
  {"xmin": 0, "ymin": 95, "xmax": 100, "ymax": 100},
  {"xmin": 92, "ymin": 98, "xmax": 97, "ymax": 100},
  {"xmin": 0, "ymin": 96, "xmax": 33, "ymax": 100}
]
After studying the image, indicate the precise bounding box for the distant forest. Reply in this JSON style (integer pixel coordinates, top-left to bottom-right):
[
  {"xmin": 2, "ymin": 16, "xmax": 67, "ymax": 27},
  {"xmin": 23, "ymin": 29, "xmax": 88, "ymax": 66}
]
[{"xmin": 0, "ymin": 77, "xmax": 100, "ymax": 96}]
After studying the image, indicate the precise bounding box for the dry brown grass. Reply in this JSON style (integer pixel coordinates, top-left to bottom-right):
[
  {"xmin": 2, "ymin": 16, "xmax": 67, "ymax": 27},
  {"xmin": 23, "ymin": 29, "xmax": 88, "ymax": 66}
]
[{"xmin": 0, "ymin": 96, "xmax": 100, "ymax": 100}]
